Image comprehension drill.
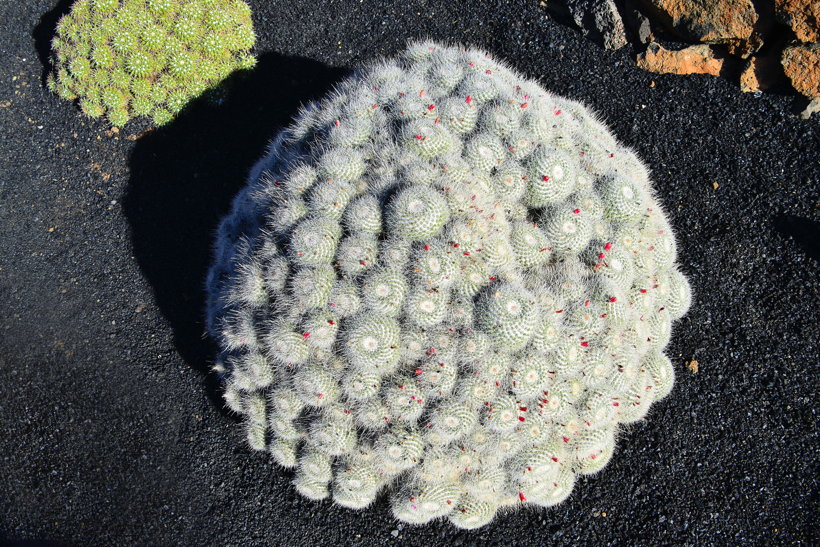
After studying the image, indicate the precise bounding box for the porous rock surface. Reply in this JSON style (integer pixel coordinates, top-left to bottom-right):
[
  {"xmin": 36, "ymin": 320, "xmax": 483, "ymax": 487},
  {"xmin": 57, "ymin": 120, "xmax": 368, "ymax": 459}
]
[
  {"xmin": 739, "ymin": 51, "xmax": 783, "ymax": 92},
  {"xmin": 775, "ymin": 0, "xmax": 820, "ymax": 42},
  {"xmin": 640, "ymin": 0, "xmax": 758, "ymax": 53},
  {"xmin": 637, "ymin": 42, "xmax": 728, "ymax": 76},
  {"xmin": 565, "ymin": 0, "xmax": 629, "ymax": 50},
  {"xmin": 781, "ymin": 42, "xmax": 820, "ymax": 98}
]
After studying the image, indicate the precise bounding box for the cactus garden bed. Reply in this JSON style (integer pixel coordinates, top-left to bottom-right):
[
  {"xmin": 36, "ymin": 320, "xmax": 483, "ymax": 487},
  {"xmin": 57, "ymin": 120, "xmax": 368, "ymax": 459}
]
[{"xmin": 0, "ymin": 0, "xmax": 817, "ymax": 544}]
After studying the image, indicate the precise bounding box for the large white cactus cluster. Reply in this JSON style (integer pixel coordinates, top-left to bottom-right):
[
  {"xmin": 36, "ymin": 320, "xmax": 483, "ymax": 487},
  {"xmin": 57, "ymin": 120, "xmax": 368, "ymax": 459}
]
[{"xmin": 206, "ymin": 41, "xmax": 691, "ymax": 529}]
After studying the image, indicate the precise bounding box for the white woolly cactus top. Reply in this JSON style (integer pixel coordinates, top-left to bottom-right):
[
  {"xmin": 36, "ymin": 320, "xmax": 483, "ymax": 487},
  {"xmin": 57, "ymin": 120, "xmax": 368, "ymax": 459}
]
[{"xmin": 206, "ymin": 41, "xmax": 692, "ymax": 529}]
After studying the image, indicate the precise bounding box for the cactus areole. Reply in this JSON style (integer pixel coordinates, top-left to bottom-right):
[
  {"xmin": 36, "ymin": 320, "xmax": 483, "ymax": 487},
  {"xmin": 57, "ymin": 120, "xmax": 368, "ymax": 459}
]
[{"xmin": 205, "ymin": 42, "xmax": 692, "ymax": 529}]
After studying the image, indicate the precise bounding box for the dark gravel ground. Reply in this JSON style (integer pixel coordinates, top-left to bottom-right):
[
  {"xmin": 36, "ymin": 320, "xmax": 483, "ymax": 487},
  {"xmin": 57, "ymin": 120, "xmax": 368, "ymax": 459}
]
[{"xmin": 1, "ymin": 0, "xmax": 818, "ymax": 544}]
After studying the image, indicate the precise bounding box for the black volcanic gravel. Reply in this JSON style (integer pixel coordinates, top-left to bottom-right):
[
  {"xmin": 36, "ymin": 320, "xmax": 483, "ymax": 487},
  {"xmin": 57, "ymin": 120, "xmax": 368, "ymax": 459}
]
[{"xmin": 1, "ymin": 0, "xmax": 818, "ymax": 544}]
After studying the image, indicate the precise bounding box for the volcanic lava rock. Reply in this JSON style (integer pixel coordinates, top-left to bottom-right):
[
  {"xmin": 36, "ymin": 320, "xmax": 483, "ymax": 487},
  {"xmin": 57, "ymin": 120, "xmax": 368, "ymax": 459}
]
[
  {"xmin": 565, "ymin": 0, "xmax": 629, "ymax": 49},
  {"xmin": 781, "ymin": 42, "xmax": 820, "ymax": 98},
  {"xmin": 637, "ymin": 42, "xmax": 729, "ymax": 76},
  {"xmin": 775, "ymin": 0, "xmax": 819, "ymax": 43},
  {"xmin": 640, "ymin": 0, "xmax": 759, "ymax": 56}
]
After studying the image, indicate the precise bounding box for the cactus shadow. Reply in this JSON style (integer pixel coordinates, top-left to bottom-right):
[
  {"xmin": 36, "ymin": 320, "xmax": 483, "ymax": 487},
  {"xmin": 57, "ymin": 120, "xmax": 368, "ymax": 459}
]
[
  {"xmin": 773, "ymin": 214, "xmax": 820, "ymax": 262},
  {"xmin": 32, "ymin": 0, "xmax": 75, "ymax": 85},
  {"xmin": 123, "ymin": 52, "xmax": 347, "ymax": 415}
]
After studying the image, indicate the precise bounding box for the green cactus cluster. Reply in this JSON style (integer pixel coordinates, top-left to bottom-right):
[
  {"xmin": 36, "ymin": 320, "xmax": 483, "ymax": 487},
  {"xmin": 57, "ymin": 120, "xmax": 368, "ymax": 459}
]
[
  {"xmin": 205, "ymin": 42, "xmax": 692, "ymax": 529},
  {"xmin": 47, "ymin": 0, "xmax": 256, "ymax": 127}
]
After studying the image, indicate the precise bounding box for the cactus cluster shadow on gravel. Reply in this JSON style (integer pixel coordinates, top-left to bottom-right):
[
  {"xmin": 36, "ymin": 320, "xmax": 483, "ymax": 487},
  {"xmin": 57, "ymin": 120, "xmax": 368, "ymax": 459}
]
[
  {"xmin": 32, "ymin": 0, "xmax": 74, "ymax": 85},
  {"xmin": 123, "ymin": 52, "xmax": 347, "ymax": 414}
]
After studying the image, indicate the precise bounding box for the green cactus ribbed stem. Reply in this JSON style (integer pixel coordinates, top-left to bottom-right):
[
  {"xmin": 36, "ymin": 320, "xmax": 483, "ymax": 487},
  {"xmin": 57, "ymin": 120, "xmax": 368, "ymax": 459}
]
[{"xmin": 48, "ymin": 0, "xmax": 256, "ymax": 127}]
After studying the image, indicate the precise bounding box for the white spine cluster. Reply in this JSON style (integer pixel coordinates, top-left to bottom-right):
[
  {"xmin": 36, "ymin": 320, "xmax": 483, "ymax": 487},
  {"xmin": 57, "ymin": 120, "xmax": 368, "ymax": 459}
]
[{"xmin": 206, "ymin": 41, "xmax": 692, "ymax": 529}]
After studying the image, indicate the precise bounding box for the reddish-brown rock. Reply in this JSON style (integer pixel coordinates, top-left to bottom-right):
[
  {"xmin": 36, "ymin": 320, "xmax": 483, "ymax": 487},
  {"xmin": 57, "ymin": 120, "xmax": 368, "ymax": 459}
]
[
  {"xmin": 637, "ymin": 42, "xmax": 726, "ymax": 76},
  {"xmin": 775, "ymin": 0, "xmax": 819, "ymax": 43},
  {"xmin": 739, "ymin": 49, "xmax": 785, "ymax": 92},
  {"xmin": 641, "ymin": 0, "xmax": 758, "ymax": 55},
  {"xmin": 781, "ymin": 43, "xmax": 820, "ymax": 98}
]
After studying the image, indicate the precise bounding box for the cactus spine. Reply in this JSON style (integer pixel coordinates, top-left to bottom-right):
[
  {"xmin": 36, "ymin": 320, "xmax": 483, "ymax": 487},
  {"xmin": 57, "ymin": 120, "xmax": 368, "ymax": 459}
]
[{"xmin": 206, "ymin": 41, "xmax": 692, "ymax": 529}]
